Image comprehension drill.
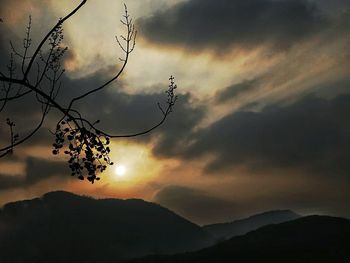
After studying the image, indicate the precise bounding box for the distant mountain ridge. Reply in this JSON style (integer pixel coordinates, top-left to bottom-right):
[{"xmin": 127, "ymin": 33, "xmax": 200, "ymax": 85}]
[
  {"xmin": 203, "ymin": 209, "xmax": 301, "ymax": 240},
  {"xmin": 2, "ymin": 192, "xmax": 345, "ymax": 263},
  {"xmin": 0, "ymin": 191, "xmax": 213, "ymax": 263},
  {"xmin": 130, "ymin": 215, "xmax": 350, "ymax": 263}
]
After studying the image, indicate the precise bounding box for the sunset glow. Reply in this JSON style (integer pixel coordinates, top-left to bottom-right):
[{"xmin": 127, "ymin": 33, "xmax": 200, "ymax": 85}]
[
  {"xmin": 0, "ymin": 0, "xmax": 349, "ymax": 225},
  {"xmin": 115, "ymin": 165, "xmax": 126, "ymax": 177},
  {"xmin": 1, "ymin": 1, "xmax": 350, "ymax": 262}
]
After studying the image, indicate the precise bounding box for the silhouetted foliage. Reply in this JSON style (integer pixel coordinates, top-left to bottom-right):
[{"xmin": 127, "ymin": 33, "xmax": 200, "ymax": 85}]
[{"xmin": 0, "ymin": 1, "xmax": 177, "ymax": 182}]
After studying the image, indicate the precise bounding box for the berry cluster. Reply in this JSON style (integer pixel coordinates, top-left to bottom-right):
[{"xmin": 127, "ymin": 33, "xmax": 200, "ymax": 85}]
[{"xmin": 53, "ymin": 119, "xmax": 113, "ymax": 183}]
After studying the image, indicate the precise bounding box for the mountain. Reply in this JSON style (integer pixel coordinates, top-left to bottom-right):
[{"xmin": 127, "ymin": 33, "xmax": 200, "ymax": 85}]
[
  {"xmin": 130, "ymin": 215, "xmax": 350, "ymax": 263},
  {"xmin": 0, "ymin": 191, "xmax": 213, "ymax": 263},
  {"xmin": 203, "ymin": 209, "xmax": 300, "ymax": 240}
]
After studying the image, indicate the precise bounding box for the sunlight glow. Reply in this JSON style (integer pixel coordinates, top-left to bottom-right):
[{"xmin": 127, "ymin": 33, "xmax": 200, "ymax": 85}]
[{"xmin": 115, "ymin": 165, "xmax": 126, "ymax": 177}]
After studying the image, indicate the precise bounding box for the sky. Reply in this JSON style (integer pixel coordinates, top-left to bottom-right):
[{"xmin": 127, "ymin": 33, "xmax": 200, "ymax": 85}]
[{"xmin": 0, "ymin": 0, "xmax": 349, "ymax": 225}]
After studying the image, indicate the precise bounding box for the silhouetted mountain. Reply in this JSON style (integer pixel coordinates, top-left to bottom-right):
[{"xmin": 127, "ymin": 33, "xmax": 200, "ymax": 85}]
[
  {"xmin": 130, "ymin": 215, "xmax": 350, "ymax": 263},
  {"xmin": 203, "ymin": 209, "xmax": 300, "ymax": 240},
  {"xmin": 0, "ymin": 191, "xmax": 213, "ymax": 263}
]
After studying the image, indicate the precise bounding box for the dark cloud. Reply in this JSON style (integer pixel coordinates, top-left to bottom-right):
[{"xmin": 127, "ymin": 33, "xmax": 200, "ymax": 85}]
[
  {"xmin": 0, "ymin": 7, "xmax": 206, "ymax": 156},
  {"xmin": 1, "ymin": 12, "xmax": 207, "ymax": 162},
  {"xmin": 71, "ymin": 84, "xmax": 203, "ymax": 139},
  {"xmin": 0, "ymin": 174, "xmax": 23, "ymax": 190},
  {"xmin": 0, "ymin": 157, "xmax": 69, "ymax": 190},
  {"xmin": 52, "ymin": 69, "xmax": 207, "ymax": 154},
  {"xmin": 154, "ymin": 185, "xmax": 239, "ymax": 225},
  {"xmin": 69, "ymin": 80, "xmax": 206, "ymax": 160},
  {"xmin": 25, "ymin": 157, "xmax": 69, "ymax": 184},
  {"xmin": 183, "ymin": 94, "xmax": 350, "ymax": 176},
  {"xmin": 0, "ymin": 3, "xmax": 71, "ymax": 150},
  {"xmin": 138, "ymin": 0, "xmax": 328, "ymax": 51},
  {"xmin": 310, "ymin": 0, "xmax": 350, "ymax": 15},
  {"xmin": 150, "ymin": 93, "xmax": 206, "ymax": 157},
  {"xmin": 215, "ymin": 79, "xmax": 260, "ymax": 103}
]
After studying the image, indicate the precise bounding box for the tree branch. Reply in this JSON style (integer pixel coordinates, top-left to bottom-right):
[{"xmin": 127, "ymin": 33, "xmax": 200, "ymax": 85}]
[
  {"xmin": 23, "ymin": 0, "xmax": 87, "ymax": 79},
  {"xmin": 0, "ymin": 2, "xmax": 177, "ymax": 183}
]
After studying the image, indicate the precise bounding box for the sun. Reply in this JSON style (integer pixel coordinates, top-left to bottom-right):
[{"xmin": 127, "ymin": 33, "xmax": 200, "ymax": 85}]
[{"xmin": 115, "ymin": 165, "xmax": 127, "ymax": 177}]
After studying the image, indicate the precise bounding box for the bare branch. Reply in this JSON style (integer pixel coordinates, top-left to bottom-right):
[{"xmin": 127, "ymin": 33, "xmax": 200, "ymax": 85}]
[
  {"xmin": 67, "ymin": 4, "xmax": 137, "ymax": 109},
  {"xmin": 23, "ymin": 0, "xmax": 87, "ymax": 79},
  {"xmin": 0, "ymin": 2, "xmax": 177, "ymax": 184},
  {"xmin": 0, "ymin": 105, "xmax": 49, "ymax": 154}
]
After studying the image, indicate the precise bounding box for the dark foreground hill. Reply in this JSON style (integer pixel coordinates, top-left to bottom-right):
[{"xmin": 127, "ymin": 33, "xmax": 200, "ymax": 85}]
[
  {"xmin": 203, "ymin": 209, "xmax": 300, "ymax": 240},
  {"xmin": 130, "ymin": 216, "xmax": 350, "ymax": 263},
  {"xmin": 0, "ymin": 191, "xmax": 213, "ymax": 263}
]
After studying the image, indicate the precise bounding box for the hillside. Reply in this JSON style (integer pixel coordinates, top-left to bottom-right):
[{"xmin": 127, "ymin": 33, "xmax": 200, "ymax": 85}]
[
  {"xmin": 0, "ymin": 191, "xmax": 213, "ymax": 263},
  {"xmin": 130, "ymin": 216, "xmax": 350, "ymax": 263},
  {"xmin": 203, "ymin": 209, "xmax": 300, "ymax": 240}
]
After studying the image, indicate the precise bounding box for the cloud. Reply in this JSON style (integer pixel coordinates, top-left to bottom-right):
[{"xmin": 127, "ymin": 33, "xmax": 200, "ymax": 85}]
[
  {"xmin": 183, "ymin": 94, "xmax": 350, "ymax": 177},
  {"xmin": 0, "ymin": 174, "xmax": 23, "ymax": 190},
  {"xmin": 138, "ymin": 0, "xmax": 328, "ymax": 52},
  {"xmin": 0, "ymin": 9, "xmax": 207, "ymax": 156},
  {"xmin": 0, "ymin": 157, "xmax": 69, "ymax": 190},
  {"xmin": 25, "ymin": 157, "xmax": 69, "ymax": 184},
  {"xmin": 150, "ymin": 93, "xmax": 206, "ymax": 157},
  {"xmin": 54, "ymin": 69, "xmax": 207, "ymax": 151},
  {"xmin": 154, "ymin": 185, "xmax": 239, "ymax": 225},
  {"xmin": 215, "ymin": 79, "xmax": 260, "ymax": 103},
  {"xmin": 0, "ymin": 42, "xmax": 207, "ymax": 161},
  {"xmin": 310, "ymin": 0, "xmax": 350, "ymax": 15}
]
